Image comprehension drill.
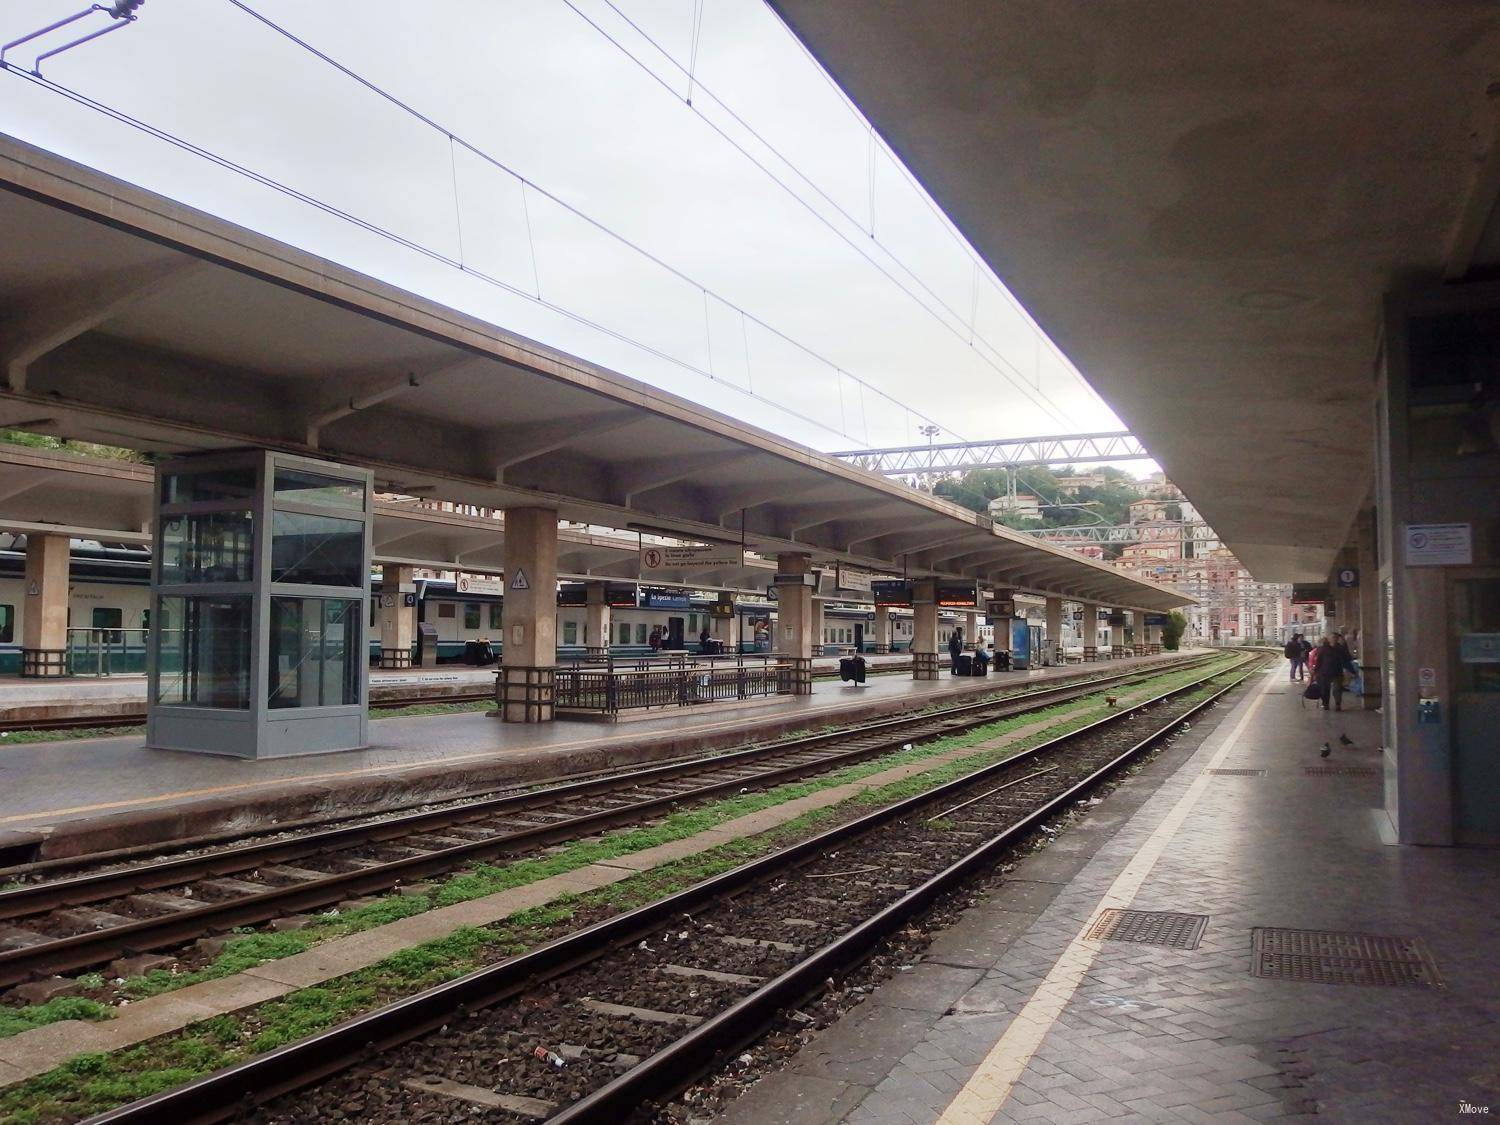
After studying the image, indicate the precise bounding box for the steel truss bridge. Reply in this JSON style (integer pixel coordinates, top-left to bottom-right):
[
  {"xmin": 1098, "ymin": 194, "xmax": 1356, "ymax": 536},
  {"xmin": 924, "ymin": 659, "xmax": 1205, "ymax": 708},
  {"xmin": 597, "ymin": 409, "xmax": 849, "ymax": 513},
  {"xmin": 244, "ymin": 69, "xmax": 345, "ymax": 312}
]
[
  {"xmin": 1019, "ymin": 523, "xmax": 1221, "ymax": 545},
  {"xmin": 830, "ymin": 431, "xmax": 1149, "ymax": 478}
]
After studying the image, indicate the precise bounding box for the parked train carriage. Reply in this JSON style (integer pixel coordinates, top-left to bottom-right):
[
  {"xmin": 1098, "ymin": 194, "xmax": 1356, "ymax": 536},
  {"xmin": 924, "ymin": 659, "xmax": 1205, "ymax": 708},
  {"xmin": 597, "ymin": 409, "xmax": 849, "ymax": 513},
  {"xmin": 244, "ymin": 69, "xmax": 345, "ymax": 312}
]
[
  {"xmin": 391, "ymin": 584, "xmax": 906, "ymax": 663},
  {"xmin": 0, "ymin": 546, "xmax": 153, "ymax": 675}
]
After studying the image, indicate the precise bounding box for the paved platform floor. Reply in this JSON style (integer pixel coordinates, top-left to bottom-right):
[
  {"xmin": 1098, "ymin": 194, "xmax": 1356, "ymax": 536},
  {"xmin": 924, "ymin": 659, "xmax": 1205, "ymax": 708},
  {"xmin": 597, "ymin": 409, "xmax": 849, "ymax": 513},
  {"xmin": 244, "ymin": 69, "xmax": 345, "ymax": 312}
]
[
  {"xmin": 0, "ymin": 653, "xmax": 1181, "ymax": 835},
  {"xmin": 725, "ymin": 667, "xmax": 1500, "ymax": 1124}
]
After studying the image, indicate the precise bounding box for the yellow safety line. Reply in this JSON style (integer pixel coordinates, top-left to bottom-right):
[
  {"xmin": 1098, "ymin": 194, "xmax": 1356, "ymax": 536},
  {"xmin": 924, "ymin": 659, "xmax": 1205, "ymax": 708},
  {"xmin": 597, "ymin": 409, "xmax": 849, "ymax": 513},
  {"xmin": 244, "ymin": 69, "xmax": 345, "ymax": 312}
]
[{"xmin": 934, "ymin": 670, "xmax": 1275, "ymax": 1125}]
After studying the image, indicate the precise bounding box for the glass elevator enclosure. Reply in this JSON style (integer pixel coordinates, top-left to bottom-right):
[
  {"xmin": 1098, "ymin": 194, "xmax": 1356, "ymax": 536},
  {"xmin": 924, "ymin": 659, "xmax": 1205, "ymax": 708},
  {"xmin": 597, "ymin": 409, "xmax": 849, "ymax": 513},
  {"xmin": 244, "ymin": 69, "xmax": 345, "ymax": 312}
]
[{"xmin": 147, "ymin": 451, "xmax": 372, "ymax": 758}]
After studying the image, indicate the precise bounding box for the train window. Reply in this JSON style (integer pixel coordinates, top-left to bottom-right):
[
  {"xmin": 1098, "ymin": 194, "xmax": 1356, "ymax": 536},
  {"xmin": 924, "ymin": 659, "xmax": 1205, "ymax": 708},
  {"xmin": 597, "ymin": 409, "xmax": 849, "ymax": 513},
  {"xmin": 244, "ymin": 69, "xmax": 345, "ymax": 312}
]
[
  {"xmin": 0, "ymin": 604, "xmax": 11, "ymax": 644},
  {"xmin": 438, "ymin": 603, "xmax": 455, "ymax": 619},
  {"xmin": 463, "ymin": 604, "xmax": 481, "ymax": 630},
  {"xmin": 92, "ymin": 607, "xmax": 123, "ymax": 643},
  {"xmin": 617, "ymin": 622, "xmax": 631, "ymax": 645},
  {"xmin": 489, "ymin": 604, "xmax": 502, "ymax": 629},
  {"xmin": 563, "ymin": 621, "xmax": 578, "ymax": 645},
  {"xmin": 635, "ymin": 623, "xmax": 647, "ymax": 644}
]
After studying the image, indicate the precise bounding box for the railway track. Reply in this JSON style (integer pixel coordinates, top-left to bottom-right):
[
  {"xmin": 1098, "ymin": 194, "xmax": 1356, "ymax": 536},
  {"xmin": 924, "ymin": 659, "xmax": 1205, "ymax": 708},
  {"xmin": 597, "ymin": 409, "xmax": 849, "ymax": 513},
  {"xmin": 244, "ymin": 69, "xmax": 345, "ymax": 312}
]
[
  {"xmin": 0, "ymin": 657, "xmax": 1210, "ymax": 991},
  {"xmin": 0, "ymin": 663, "xmax": 917, "ymax": 735},
  {"xmin": 86, "ymin": 655, "xmax": 1262, "ymax": 1124}
]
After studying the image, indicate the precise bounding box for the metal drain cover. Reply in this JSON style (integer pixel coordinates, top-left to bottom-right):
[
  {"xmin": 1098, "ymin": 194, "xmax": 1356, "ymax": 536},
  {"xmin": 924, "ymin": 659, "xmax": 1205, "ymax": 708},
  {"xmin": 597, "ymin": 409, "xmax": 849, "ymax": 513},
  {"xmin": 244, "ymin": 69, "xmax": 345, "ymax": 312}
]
[
  {"xmin": 1303, "ymin": 766, "xmax": 1379, "ymax": 776},
  {"xmin": 1207, "ymin": 768, "xmax": 1267, "ymax": 776},
  {"xmin": 1251, "ymin": 928, "xmax": 1443, "ymax": 988},
  {"xmin": 1086, "ymin": 909, "xmax": 1208, "ymax": 949}
]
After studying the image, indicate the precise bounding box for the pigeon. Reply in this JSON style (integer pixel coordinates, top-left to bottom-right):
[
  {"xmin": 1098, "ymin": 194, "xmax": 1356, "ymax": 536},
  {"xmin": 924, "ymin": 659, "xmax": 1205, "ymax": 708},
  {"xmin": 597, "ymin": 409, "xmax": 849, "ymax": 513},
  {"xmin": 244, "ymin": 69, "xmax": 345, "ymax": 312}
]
[
  {"xmin": 1339, "ymin": 734, "xmax": 1353, "ymax": 746},
  {"xmin": 1320, "ymin": 743, "xmax": 1332, "ymax": 758},
  {"xmin": 1105, "ymin": 695, "xmax": 1119, "ymax": 708}
]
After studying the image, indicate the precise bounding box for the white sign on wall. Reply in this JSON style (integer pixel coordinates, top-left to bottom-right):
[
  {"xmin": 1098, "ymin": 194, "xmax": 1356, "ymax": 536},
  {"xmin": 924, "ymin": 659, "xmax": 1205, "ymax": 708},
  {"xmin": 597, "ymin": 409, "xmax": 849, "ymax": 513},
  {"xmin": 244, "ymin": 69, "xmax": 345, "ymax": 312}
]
[
  {"xmin": 456, "ymin": 573, "xmax": 505, "ymax": 596},
  {"xmin": 640, "ymin": 544, "xmax": 744, "ymax": 571},
  {"xmin": 835, "ymin": 564, "xmax": 874, "ymax": 593},
  {"xmin": 1404, "ymin": 523, "xmax": 1472, "ymax": 567}
]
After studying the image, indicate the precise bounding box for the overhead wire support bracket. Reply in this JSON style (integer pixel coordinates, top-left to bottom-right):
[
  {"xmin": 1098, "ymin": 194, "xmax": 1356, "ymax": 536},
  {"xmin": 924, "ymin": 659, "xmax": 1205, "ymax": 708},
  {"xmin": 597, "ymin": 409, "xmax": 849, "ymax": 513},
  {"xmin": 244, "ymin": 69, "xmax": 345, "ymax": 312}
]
[{"xmin": 2, "ymin": 1, "xmax": 143, "ymax": 74}]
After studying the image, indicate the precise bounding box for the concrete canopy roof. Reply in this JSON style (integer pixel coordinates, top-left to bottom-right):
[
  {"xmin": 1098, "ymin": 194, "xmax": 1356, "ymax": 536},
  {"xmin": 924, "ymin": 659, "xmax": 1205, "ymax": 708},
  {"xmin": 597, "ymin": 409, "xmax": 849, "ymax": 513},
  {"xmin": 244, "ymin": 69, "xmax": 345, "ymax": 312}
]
[
  {"xmin": 0, "ymin": 133, "xmax": 1185, "ymax": 612},
  {"xmin": 768, "ymin": 1, "xmax": 1500, "ymax": 581}
]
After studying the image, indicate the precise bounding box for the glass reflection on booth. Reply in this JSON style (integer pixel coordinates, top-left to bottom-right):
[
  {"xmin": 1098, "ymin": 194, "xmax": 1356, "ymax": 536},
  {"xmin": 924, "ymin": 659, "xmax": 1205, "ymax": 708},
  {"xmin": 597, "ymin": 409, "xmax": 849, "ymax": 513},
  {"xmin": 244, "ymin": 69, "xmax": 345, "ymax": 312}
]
[
  {"xmin": 271, "ymin": 512, "xmax": 364, "ymax": 586},
  {"xmin": 160, "ymin": 466, "xmax": 257, "ymax": 505},
  {"xmin": 268, "ymin": 597, "xmax": 361, "ymax": 709},
  {"xmin": 273, "ymin": 468, "xmax": 364, "ymax": 511},
  {"xmin": 160, "ymin": 511, "xmax": 254, "ymax": 584},
  {"xmin": 155, "ymin": 595, "xmax": 253, "ymax": 709}
]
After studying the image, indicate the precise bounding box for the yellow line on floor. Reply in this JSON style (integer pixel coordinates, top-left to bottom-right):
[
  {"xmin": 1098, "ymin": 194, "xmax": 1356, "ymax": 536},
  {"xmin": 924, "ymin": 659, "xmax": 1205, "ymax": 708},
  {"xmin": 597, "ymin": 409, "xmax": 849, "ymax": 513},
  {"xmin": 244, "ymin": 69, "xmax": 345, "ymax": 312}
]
[{"xmin": 933, "ymin": 669, "xmax": 1276, "ymax": 1125}]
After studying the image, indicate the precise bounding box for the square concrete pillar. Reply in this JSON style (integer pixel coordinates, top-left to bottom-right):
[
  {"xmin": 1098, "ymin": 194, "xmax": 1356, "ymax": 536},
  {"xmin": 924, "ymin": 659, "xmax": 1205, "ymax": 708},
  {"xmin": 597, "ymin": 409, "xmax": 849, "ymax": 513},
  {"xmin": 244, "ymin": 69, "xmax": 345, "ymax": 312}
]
[
  {"xmin": 1109, "ymin": 611, "xmax": 1126, "ymax": 657},
  {"xmin": 775, "ymin": 553, "xmax": 814, "ymax": 694},
  {"xmin": 378, "ymin": 564, "xmax": 415, "ymax": 669},
  {"xmin": 1354, "ymin": 509, "xmax": 1381, "ymax": 710},
  {"xmin": 497, "ymin": 507, "xmax": 557, "ymax": 722},
  {"xmin": 912, "ymin": 579, "xmax": 940, "ymax": 680},
  {"xmin": 585, "ymin": 582, "xmax": 611, "ymax": 658},
  {"xmin": 1044, "ymin": 597, "xmax": 1063, "ymax": 665},
  {"xmin": 1081, "ymin": 604, "xmax": 1100, "ymax": 660},
  {"xmin": 1132, "ymin": 610, "xmax": 1147, "ymax": 656},
  {"xmin": 21, "ymin": 533, "xmax": 70, "ymax": 677},
  {"xmin": 873, "ymin": 605, "xmax": 891, "ymax": 653}
]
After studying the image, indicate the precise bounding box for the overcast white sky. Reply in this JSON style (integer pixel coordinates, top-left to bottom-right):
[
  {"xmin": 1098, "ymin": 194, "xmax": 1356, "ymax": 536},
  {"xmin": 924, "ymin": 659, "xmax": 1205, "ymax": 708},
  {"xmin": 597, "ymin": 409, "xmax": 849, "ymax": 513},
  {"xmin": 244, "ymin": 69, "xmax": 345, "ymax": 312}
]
[{"xmin": 0, "ymin": 0, "xmax": 1132, "ymax": 457}]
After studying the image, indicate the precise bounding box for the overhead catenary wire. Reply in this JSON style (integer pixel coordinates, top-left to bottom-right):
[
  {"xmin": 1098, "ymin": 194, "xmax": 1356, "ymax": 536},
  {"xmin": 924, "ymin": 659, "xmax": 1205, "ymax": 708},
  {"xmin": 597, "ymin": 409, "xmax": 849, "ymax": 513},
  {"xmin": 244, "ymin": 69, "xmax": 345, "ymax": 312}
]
[
  {"xmin": 215, "ymin": 0, "xmax": 958, "ymax": 442},
  {"xmin": 566, "ymin": 0, "xmax": 1074, "ymax": 429}
]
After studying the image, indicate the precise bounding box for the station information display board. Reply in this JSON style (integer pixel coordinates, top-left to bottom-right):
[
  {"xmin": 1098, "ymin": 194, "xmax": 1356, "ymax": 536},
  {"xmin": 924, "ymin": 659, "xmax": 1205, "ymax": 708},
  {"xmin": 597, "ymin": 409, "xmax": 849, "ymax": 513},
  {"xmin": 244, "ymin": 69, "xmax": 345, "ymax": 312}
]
[
  {"xmin": 936, "ymin": 582, "xmax": 979, "ymax": 608},
  {"xmin": 1291, "ymin": 583, "xmax": 1330, "ymax": 605},
  {"xmin": 871, "ymin": 579, "xmax": 913, "ymax": 607},
  {"xmin": 604, "ymin": 583, "xmax": 639, "ymax": 607},
  {"xmin": 556, "ymin": 583, "xmax": 587, "ymax": 607}
]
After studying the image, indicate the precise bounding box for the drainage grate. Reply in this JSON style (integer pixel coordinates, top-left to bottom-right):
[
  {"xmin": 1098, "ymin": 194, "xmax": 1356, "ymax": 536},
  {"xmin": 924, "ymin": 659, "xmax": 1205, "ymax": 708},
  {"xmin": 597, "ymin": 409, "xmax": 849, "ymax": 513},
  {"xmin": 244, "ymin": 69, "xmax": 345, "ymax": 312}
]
[
  {"xmin": 1251, "ymin": 928, "xmax": 1442, "ymax": 988},
  {"xmin": 1207, "ymin": 768, "xmax": 1267, "ymax": 776},
  {"xmin": 1303, "ymin": 766, "xmax": 1380, "ymax": 776},
  {"xmin": 1086, "ymin": 909, "xmax": 1208, "ymax": 949}
]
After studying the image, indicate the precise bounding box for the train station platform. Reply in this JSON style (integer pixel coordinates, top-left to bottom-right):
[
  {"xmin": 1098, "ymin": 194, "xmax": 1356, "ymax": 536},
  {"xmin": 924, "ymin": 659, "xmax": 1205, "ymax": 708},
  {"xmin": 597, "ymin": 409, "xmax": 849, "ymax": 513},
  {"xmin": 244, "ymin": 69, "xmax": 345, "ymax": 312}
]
[
  {"xmin": 0, "ymin": 651, "xmax": 1190, "ymax": 867},
  {"xmin": 0, "ymin": 653, "xmax": 918, "ymax": 724},
  {"xmin": 726, "ymin": 667, "xmax": 1500, "ymax": 1124}
]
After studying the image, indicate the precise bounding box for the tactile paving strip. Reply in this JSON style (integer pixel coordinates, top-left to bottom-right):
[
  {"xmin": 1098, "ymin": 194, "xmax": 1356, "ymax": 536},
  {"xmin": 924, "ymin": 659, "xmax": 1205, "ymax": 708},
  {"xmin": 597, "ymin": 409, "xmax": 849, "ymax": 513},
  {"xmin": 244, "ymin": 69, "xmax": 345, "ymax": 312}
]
[
  {"xmin": 1085, "ymin": 909, "xmax": 1208, "ymax": 949},
  {"xmin": 1251, "ymin": 928, "xmax": 1443, "ymax": 988},
  {"xmin": 1302, "ymin": 766, "xmax": 1380, "ymax": 776},
  {"xmin": 1207, "ymin": 768, "xmax": 1267, "ymax": 776}
]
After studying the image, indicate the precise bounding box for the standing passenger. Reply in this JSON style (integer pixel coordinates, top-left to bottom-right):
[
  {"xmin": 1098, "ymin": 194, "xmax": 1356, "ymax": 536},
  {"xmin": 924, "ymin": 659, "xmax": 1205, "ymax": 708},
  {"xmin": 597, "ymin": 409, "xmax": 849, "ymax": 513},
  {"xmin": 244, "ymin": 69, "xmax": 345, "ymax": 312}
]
[
  {"xmin": 1312, "ymin": 637, "xmax": 1344, "ymax": 711},
  {"xmin": 1284, "ymin": 633, "xmax": 1305, "ymax": 681},
  {"xmin": 948, "ymin": 627, "xmax": 964, "ymax": 674},
  {"xmin": 649, "ymin": 626, "xmax": 662, "ymax": 653}
]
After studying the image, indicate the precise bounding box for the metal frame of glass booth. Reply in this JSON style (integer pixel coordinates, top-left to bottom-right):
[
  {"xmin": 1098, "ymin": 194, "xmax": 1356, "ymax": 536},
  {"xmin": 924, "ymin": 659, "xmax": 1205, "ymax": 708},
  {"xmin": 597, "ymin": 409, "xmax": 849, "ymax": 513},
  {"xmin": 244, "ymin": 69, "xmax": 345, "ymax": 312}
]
[{"xmin": 147, "ymin": 450, "xmax": 373, "ymax": 758}]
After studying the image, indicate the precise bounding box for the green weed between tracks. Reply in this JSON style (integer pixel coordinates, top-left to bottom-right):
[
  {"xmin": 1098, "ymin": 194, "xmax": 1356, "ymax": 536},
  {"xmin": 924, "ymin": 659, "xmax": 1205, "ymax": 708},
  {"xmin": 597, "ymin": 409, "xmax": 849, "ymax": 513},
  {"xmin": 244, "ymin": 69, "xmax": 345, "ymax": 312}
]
[{"xmin": 0, "ymin": 659, "xmax": 1243, "ymax": 1122}]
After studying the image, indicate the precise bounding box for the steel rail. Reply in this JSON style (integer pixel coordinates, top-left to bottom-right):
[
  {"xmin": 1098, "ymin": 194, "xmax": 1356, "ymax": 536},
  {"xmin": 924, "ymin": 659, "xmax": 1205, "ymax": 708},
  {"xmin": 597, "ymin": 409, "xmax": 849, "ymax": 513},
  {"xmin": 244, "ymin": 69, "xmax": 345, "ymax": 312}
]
[
  {"xmin": 0, "ymin": 658, "xmax": 1207, "ymax": 986},
  {"xmin": 557, "ymin": 659, "xmax": 1264, "ymax": 1123},
  {"xmin": 83, "ymin": 656, "xmax": 1257, "ymax": 1125}
]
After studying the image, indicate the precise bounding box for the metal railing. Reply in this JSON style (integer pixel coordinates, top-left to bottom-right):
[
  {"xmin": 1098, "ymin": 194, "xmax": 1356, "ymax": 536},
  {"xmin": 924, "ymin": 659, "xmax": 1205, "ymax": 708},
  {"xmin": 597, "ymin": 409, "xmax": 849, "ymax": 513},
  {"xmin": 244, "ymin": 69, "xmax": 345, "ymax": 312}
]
[
  {"xmin": 65, "ymin": 627, "xmax": 149, "ymax": 677},
  {"xmin": 555, "ymin": 652, "xmax": 799, "ymax": 715}
]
